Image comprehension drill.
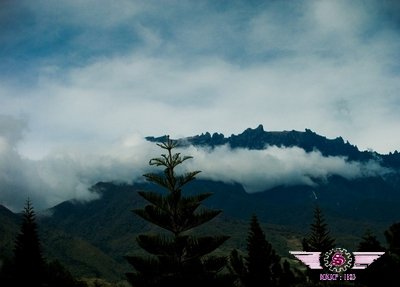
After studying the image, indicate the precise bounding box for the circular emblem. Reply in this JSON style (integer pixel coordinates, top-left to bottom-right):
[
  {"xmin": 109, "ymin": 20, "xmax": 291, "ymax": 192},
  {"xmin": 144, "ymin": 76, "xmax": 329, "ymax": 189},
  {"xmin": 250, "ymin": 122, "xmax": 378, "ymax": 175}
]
[{"xmin": 322, "ymin": 248, "xmax": 353, "ymax": 273}]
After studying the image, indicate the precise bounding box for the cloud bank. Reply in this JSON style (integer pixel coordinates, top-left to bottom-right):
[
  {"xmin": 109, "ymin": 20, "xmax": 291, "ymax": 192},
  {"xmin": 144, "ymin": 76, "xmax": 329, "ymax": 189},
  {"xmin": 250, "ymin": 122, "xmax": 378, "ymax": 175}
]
[
  {"xmin": 0, "ymin": 115, "xmax": 390, "ymax": 211},
  {"xmin": 0, "ymin": 0, "xmax": 400, "ymax": 157},
  {"xmin": 0, "ymin": 116, "xmax": 157, "ymax": 211},
  {"xmin": 183, "ymin": 145, "xmax": 389, "ymax": 193}
]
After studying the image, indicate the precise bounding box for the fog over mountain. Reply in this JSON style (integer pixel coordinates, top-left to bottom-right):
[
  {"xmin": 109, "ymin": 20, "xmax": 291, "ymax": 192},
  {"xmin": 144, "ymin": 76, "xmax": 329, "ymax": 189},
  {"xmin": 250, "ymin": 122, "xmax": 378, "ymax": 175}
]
[
  {"xmin": 184, "ymin": 144, "xmax": 388, "ymax": 193},
  {"xmin": 0, "ymin": 118, "xmax": 392, "ymax": 211}
]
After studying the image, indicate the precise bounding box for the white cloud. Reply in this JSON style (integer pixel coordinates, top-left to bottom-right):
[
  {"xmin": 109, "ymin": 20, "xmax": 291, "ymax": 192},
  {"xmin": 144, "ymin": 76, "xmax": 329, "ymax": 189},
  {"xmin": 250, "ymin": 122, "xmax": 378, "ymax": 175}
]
[
  {"xmin": 0, "ymin": 118, "xmax": 157, "ymax": 211},
  {"xmin": 0, "ymin": 116, "xmax": 390, "ymax": 211},
  {"xmin": 2, "ymin": 38, "xmax": 399, "ymax": 158},
  {"xmin": 182, "ymin": 144, "xmax": 389, "ymax": 193}
]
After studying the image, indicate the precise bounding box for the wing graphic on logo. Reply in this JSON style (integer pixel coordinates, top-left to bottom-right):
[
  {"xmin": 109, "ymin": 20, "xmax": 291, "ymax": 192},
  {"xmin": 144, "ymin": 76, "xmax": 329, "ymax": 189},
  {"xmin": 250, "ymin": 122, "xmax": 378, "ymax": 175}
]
[
  {"xmin": 289, "ymin": 251, "xmax": 322, "ymax": 269},
  {"xmin": 352, "ymin": 252, "xmax": 385, "ymax": 269}
]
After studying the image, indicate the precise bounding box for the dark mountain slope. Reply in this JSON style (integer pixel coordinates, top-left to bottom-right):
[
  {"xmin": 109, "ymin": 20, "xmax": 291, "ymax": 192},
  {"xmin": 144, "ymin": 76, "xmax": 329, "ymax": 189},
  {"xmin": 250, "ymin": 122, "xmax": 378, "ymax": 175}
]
[
  {"xmin": 44, "ymin": 182, "xmax": 252, "ymax": 262},
  {"xmin": 43, "ymin": 182, "xmax": 148, "ymax": 262},
  {"xmin": 40, "ymin": 227, "xmax": 124, "ymax": 281},
  {"xmin": 45, "ymin": 176, "xmax": 400, "ymax": 252},
  {"xmin": 0, "ymin": 205, "xmax": 19, "ymax": 259},
  {"xmin": 41, "ymin": 181, "xmax": 308, "ymax": 280},
  {"xmin": 0, "ymin": 203, "xmax": 124, "ymax": 282}
]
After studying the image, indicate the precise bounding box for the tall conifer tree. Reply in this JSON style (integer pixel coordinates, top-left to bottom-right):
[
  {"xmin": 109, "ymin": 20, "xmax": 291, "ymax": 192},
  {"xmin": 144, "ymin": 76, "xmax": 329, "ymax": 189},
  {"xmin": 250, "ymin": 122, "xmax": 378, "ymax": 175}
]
[
  {"xmin": 302, "ymin": 206, "xmax": 335, "ymax": 252},
  {"xmin": 13, "ymin": 199, "xmax": 45, "ymax": 287},
  {"xmin": 5, "ymin": 200, "xmax": 86, "ymax": 287},
  {"xmin": 125, "ymin": 137, "xmax": 231, "ymax": 287},
  {"xmin": 229, "ymin": 215, "xmax": 285, "ymax": 287},
  {"xmin": 357, "ymin": 230, "xmax": 385, "ymax": 252},
  {"xmin": 246, "ymin": 215, "xmax": 281, "ymax": 286},
  {"xmin": 302, "ymin": 206, "xmax": 335, "ymax": 284},
  {"xmin": 385, "ymin": 222, "xmax": 400, "ymax": 257},
  {"xmin": 358, "ymin": 223, "xmax": 400, "ymax": 287}
]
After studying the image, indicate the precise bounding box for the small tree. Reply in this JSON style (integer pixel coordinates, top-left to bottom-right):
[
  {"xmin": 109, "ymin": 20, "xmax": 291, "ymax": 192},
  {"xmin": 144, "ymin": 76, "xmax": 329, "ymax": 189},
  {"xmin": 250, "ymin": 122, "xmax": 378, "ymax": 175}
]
[
  {"xmin": 385, "ymin": 222, "xmax": 400, "ymax": 257},
  {"xmin": 125, "ymin": 137, "xmax": 231, "ymax": 287},
  {"xmin": 302, "ymin": 206, "xmax": 335, "ymax": 284},
  {"xmin": 13, "ymin": 199, "xmax": 45, "ymax": 286},
  {"xmin": 358, "ymin": 223, "xmax": 400, "ymax": 287},
  {"xmin": 229, "ymin": 215, "xmax": 287, "ymax": 287},
  {"xmin": 279, "ymin": 260, "xmax": 296, "ymax": 287},
  {"xmin": 302, "ymin": 206, "xmax": 335, "ymax": 252},
  {"xmin": 4, "ymin": 200, "xmax": 86, "ymax": 287},
  {"xmin": 246, "ymin": 215, "xmax": 282, "ymax": 286},
  {"xmin": 357, "ymin": 230, "xmax": 385, "ymax": 252}
]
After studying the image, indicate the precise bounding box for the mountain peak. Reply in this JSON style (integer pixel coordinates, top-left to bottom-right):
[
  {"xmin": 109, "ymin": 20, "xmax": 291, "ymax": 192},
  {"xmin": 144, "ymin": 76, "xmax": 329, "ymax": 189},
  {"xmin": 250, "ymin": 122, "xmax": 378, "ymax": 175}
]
[
  {"xmin": 146, "ymin": 125, "xmax": 400, "ymax": 168},
  {"xmin": 256, "ymin": 124, "xmax": 264, "ymax": 131},
  {"xmin": 243, "ymin": 124, "xmax": 264, "ymax": 133}
]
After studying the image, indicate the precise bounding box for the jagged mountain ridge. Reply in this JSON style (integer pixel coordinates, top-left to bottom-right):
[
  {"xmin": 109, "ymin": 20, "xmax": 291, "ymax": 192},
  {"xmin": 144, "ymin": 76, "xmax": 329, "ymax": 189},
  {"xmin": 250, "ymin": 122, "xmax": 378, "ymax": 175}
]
[{"xmin": 147, "ymin": 124, "xmax": 400, "ymax": 168}]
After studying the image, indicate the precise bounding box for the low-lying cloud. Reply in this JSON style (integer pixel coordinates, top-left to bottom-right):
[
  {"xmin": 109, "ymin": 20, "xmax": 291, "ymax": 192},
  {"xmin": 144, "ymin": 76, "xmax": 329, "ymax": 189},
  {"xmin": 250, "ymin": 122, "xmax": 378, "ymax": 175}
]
[
  {"xmin": 0, "ymin": 117, "xmax": 158, "ymax": 211},
  {"xmin": 0, "ymin": 116, "xmax": 391, "ymax": 212},
  {"xmin": 183, "ymin": 145, "xmax": 389, "ymax": 193}
]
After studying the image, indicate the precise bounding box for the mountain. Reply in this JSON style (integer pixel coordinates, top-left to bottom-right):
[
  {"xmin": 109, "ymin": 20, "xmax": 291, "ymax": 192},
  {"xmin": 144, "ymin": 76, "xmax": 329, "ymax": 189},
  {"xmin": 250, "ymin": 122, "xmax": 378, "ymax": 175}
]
[
  {"xmin": 1, "ymin": 125, "xmax": 400, "ymax": 283},
  {"xmin": 39, "ymin": 176, "xmax": 400, "ymax": 281},
  {"xmin": 147, "ymin": 124, "xmax": 400, "ymax": 167},
  {"xmin": 40, "ymin": 182, "xmax": 303, "ymax": 278},
  {"xmin": 0, "ymin": 205, "xmax": 19, "ymax": 259},
  {"xmin": 0, "ymin": 203, "xmax": 125, "ymax": 282}
]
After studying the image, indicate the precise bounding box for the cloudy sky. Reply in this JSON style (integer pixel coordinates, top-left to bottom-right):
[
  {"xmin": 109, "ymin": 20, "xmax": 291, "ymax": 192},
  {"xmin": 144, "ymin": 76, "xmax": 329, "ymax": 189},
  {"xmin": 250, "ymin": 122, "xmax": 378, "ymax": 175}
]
[{"xmin": 0, "ymin": 0, "xmax": 399, "ymax": 211}]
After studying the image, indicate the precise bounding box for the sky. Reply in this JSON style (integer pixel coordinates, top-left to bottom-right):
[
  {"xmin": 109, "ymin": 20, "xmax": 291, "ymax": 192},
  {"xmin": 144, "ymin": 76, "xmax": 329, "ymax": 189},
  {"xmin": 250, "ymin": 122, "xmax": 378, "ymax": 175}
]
[{"xmin": 0, "ymin": 0, "xmax": 399, "ymax": 211}]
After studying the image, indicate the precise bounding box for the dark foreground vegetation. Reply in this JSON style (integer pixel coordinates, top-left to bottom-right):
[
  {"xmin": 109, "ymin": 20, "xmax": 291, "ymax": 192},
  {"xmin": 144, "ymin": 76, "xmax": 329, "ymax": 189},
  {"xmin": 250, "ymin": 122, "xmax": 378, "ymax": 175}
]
[{"xmin": 1, "ymin": 137, "xmax": 399, "ymax": 286}]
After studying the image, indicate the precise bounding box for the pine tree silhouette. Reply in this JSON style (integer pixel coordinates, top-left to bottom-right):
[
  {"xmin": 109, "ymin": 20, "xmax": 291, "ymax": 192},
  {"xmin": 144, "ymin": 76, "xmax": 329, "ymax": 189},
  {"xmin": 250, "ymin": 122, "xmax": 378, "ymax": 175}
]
[
  {"xmin": 302, "ymin": 206, "xmax": 335, "ymax": 284},
  {"xmin": 357, "ymin": 230, "xmax": 385, "ymax": 252},
  {"xmin": 229, "ymin": 215, "xmax": 286, "ymax": 287},
  {"xmin": 279, "ymin": 260, "xmax": 296, "ymax": 287},
  {"xmin": 246, "ymin": 215, "xmax": 281, "ymax": 286},
  {"xmin": 358, "ymin": 223, "xmax": 400, "ymax": 287},
  {"xmin": 13, "ymin": 199, "xmax": 45, "ymax": 287},
  {"xmin": 356, "ymin": 230, "xmax": 385, "ymax": 286},
  {"xmin": 125, "ymin": 137, "xmax": 231, "ymax": 287},
  {"xmin": 385, "ymin": 222, "xmax": 400, "ymax": 257},
  {"xmin": 4, "ymin": 200, "xmax": 86, "ymax": 287},
  {"xmin": 302, "ymin": 206, "xmax": 335, "ymax": 252}
]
